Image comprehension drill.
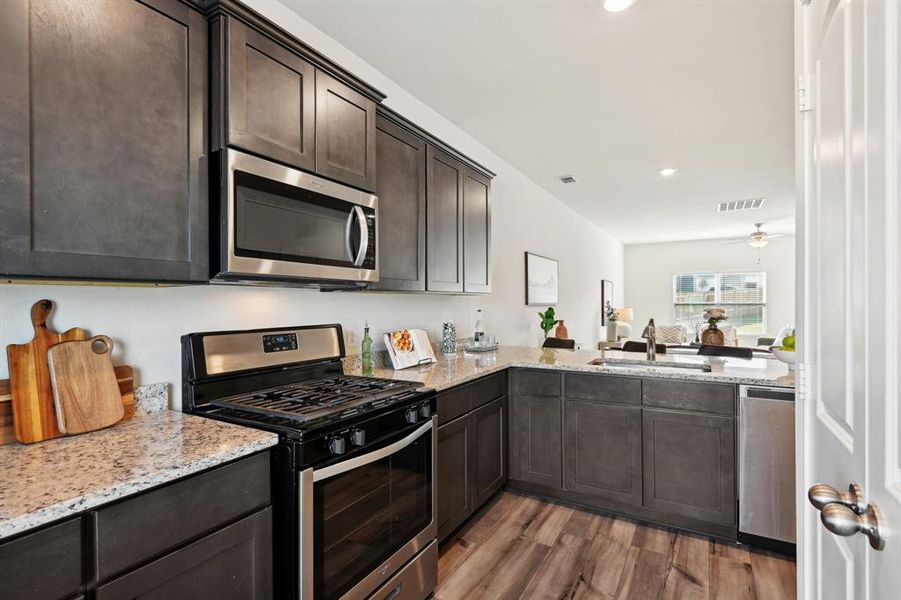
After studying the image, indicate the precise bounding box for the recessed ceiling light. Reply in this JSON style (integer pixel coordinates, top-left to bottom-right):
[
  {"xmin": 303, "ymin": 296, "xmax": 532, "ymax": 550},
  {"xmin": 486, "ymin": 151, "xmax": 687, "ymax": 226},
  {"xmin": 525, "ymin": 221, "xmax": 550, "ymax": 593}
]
[
  {"xmin": 603, "ymin": 0, "xmax": 636, "ymax": 13},
  {"xmin": 658, "ymin": 167, "xmax": 678, "ymax": 177}
]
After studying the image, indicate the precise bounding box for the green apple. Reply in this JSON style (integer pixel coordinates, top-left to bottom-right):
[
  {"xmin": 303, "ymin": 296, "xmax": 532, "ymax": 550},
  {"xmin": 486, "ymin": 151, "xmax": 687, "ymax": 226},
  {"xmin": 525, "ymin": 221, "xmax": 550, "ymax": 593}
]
[{"xmin": 782, "ymin": 334, "xmax": 796, "ymax": 351}]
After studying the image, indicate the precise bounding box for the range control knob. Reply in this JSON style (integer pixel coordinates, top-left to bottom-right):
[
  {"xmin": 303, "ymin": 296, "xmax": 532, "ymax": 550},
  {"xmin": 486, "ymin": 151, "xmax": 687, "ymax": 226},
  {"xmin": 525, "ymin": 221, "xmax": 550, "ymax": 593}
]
[
  {"xmin": 404, "ymin": 408, "xmax": 419, "ymax": 424},
  {"xmin": 419, "ymin": 404, "xmax": 432, "ymax": 419},
  {"xmin": 328, "ymin": 436, "xmax": 346, "ymax": 455},
  {"xmin": 350, "ymin": 429, "xmax": 366, "ymax": 447}
]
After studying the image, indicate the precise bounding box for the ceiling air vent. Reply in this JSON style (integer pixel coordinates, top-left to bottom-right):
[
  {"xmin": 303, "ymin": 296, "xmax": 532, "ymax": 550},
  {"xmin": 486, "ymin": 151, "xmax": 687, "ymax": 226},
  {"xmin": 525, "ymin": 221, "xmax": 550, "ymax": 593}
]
[
  {"xmin": 558, "ymin": 175, "xmax": 578, "ymax": 184},
  {"xmin": 717, "ymin": 198, "xmax": 766, "ymax": 213}
]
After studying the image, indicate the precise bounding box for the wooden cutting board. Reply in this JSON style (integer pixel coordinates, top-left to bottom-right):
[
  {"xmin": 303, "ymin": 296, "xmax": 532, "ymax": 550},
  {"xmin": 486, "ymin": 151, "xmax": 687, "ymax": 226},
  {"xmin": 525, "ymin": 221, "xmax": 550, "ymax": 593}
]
[
  {"xmin": 48, "ymin": 336, "xmax": 124, "ymax": 435},
  {"xmin": 6, "ymin": 299, "xmax": 88, "ymax": 443}
]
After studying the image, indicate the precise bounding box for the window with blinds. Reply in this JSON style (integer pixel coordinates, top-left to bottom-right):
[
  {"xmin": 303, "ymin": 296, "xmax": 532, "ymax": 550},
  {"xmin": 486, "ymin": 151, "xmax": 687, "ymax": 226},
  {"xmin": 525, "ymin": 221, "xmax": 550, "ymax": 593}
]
[{"xmin": 672, "ymin": 272, "xmax": 766, "ymax": 335}]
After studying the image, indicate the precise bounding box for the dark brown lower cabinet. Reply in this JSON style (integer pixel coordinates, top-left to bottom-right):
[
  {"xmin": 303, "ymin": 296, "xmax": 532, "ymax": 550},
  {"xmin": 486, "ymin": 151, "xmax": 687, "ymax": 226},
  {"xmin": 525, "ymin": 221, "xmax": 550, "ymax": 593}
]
[
  {"xmin": 0, "ymin": 517, "xmax": 82, "ymax": 600},
  {"xmin": 96, "ymin": 508, "xmax": 272, "ymax": 600},
  {"xmin": 436, "ymin": 374, "xmax": 508, "ymax": 542},
  {"xmin": 509, "ymin": 394, "xmax": 562, "ymax": 489},
  {"xmin": 563, "ymin": 399, "xmax": 641, "ymax": 505},
  {"xmin": 642, "ymin": 408, "xmax": 736, "ymax": 526},
  {"xmin": 507, "ymin": 370, "xmax": 739, "ymax": 539},
  {"xmin": 472, "ymin": 398, "xmax": 507, "ymax": 507},
  {"xmin": 437, "ymin": 413, "xmax": 474, "ymax": 541},
  {"xmin": 0, "ymin": 452, "xmax": 272, "ymax": 600}
]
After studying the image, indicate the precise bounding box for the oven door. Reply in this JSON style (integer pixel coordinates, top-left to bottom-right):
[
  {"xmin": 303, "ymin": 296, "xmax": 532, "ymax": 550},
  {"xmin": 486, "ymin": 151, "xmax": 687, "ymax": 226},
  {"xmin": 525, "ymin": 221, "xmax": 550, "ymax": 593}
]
[
  {"xmin": 222, "ymin": 149, "xmax": 378, "ymax": 283},
  {"xmin": 299, "ymin": 417, "xmax": 436, "ymax": 600}
]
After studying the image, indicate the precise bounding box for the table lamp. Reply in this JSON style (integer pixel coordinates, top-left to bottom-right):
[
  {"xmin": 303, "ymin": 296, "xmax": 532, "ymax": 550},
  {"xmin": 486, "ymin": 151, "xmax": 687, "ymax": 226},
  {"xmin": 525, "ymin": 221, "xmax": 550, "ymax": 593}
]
[{"xmin": 616, "ymin": 308, "xmax": 634, "ymax": 339}]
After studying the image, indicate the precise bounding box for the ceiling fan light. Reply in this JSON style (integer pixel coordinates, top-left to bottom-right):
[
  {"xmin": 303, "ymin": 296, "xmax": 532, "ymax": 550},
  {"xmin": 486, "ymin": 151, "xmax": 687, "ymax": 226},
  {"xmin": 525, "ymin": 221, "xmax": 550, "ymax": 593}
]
[{"xmin": 748, "ymin": 238, "xmax": 769, "ymax": 248}]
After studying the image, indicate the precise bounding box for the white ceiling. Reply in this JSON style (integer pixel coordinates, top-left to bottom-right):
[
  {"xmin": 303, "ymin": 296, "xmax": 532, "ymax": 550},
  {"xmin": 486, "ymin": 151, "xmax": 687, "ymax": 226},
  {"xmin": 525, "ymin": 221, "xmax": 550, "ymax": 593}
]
[{"xmin": 286, "ymin": 0, "xmax": 796, "ymax": 244}]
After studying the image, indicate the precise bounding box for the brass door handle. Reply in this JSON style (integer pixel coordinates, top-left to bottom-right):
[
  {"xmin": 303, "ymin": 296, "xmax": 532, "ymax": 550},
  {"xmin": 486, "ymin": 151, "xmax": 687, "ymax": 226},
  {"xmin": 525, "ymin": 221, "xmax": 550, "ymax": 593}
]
[{"xmin": 820, "ymin": 503, "xmax": 885, "ymax": 550}]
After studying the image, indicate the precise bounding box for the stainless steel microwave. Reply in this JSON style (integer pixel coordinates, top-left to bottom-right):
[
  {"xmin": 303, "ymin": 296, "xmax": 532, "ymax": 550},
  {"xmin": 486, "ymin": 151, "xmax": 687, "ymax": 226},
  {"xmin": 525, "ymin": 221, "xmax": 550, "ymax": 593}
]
[{"xmin": 212, "ymin": 149, "xmax": 378, "ymax": 285}]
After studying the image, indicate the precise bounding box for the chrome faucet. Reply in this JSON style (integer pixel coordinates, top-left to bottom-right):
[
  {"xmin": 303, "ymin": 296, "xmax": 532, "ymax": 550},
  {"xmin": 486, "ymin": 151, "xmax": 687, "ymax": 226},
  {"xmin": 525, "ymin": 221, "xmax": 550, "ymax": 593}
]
[{"xmin": 645, "ymin": 318, "xmax": 657, "ymax": 361}]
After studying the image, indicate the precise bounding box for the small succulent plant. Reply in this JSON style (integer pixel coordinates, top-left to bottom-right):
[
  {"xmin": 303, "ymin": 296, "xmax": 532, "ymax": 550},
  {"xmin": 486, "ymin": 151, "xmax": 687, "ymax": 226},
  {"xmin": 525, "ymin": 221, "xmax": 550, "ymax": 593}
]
[{"xmin": 537, "ymin": 307, "xmax": 558, "ymax": 338}]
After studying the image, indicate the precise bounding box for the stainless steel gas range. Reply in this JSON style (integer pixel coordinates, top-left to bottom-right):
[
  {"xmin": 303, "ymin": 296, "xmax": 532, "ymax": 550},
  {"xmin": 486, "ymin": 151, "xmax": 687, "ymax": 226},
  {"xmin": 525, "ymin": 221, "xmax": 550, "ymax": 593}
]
[{"xmin": 181, "ymin": 324, "xmax": 437, "ymax": 600}]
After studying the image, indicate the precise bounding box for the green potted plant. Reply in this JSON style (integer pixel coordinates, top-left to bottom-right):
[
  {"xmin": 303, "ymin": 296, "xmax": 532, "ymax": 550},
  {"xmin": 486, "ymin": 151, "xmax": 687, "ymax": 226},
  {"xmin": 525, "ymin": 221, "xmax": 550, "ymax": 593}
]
[{"xmin": 537, "ymin": 307, "xmax": 558, "ymax": 340}]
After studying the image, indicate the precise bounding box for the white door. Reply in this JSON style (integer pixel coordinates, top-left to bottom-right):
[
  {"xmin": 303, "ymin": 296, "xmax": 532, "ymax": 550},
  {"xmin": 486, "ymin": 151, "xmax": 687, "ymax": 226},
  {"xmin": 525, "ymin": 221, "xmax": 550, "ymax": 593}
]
[{"xmin": 796, "ymin": 0, "xmax": 901, "ymax": 598}]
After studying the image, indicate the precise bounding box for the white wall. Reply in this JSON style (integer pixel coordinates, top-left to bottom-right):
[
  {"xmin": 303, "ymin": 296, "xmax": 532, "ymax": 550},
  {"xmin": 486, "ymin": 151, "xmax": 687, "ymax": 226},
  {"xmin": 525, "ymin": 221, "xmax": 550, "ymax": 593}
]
[
  {"xmin": 623, "ymin": 237, "xmax": 794, "ymax": 343},
  {"xmin": 0, "ymin": 1, "xmax": 623, "ymax": 402}
]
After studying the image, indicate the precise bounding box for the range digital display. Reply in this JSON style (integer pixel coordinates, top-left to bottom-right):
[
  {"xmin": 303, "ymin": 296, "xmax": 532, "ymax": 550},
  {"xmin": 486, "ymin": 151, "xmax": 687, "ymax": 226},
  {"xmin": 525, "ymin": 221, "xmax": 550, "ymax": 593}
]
[{"xmin": 262, "ymin": 332, "xmax": 299, "ymax": 353}]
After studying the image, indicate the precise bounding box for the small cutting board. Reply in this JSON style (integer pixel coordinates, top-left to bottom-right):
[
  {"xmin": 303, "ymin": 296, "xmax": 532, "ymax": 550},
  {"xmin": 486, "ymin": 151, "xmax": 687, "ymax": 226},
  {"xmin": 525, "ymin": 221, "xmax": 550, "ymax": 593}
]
[
  {"xmin": 48, "ymin": 336, "xmax": 124, "ymax": 435},
  {"xmin": 6, "ymin": 300, "xmax": 88, "ymax": 443}
]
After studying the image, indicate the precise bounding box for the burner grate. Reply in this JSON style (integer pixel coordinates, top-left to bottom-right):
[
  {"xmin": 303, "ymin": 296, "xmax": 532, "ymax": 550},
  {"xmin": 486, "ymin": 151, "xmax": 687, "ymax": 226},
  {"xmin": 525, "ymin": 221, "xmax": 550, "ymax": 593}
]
[{"xmin": 208, "ymin": 375, "xmax": 419, "ymax": 424}]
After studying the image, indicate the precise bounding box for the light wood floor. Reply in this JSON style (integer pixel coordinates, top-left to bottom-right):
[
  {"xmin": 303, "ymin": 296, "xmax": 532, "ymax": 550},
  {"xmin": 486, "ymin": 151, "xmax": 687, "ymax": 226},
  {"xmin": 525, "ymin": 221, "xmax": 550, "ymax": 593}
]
[{"xmin": 436, "ymin": 491, "xmax": 796, "ymax": 600}]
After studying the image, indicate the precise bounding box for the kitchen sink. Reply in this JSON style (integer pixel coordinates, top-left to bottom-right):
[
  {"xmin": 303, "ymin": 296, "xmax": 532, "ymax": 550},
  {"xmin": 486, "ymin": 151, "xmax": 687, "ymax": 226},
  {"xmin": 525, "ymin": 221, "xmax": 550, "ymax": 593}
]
[{"xmin": 588, "ymin": 358, "xmax": 713, "ymax": 372}]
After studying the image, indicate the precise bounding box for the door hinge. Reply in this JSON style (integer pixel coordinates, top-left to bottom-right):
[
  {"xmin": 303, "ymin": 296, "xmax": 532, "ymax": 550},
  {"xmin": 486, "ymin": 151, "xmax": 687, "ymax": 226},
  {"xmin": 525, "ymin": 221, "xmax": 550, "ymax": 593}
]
[{"xmin": 797, "ymin": 74, "xmax": 812, "ymax": 112}]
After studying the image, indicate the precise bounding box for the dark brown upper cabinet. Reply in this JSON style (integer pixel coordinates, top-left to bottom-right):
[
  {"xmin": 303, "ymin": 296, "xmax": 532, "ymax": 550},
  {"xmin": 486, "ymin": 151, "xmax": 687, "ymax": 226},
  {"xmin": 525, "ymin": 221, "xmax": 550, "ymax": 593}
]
[
  {"xmin": 0, "ymin": 0, "xmax": 208, "ymax": 282},
  {"xmin": 370, "ymin": 115, "xmax": 427, "ymax": 291},
  {"xmin": 315, "ymin": 71, "xmax": 377, "ymax": 192},
  {"xmin": 463, "ymin": 168, "xmax": 491, "ymax": 293},
  {"xmin": 213, "ymin": 12, "xmax": 378, "ymax": 192},
  {"xmin": 224, "ymin": 17, "xmax": 316, "ymax": 173},
  {"xmin": 426, "ymin": 146, "xmax": 465, "ymax": 293}
]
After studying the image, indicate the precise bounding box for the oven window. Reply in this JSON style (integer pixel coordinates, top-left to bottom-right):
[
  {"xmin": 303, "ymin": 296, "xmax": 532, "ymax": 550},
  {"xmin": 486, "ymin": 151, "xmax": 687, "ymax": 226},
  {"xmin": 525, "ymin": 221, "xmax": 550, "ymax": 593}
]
[
  {"xmin": 313, "ymin": 430, "xmax": 432, "ymax": 600},
  {"xmin": 234, "ymin": 171, "xmax": 366, "ymax": 267}
]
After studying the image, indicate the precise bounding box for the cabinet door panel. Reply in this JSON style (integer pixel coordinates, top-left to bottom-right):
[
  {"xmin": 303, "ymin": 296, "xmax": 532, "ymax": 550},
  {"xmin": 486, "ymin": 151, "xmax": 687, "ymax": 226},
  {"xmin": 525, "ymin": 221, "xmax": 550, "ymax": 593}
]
[
  {"xmin": 473, "ymin": 397, "xmax": 507, "ymax": 507},
  {"xmin": 0, "ymin": 518, "xmax": 82, "ymax": 600},
  {"xmin": 0, "ymin": 0, "xmax": 208, "ymax": 281},
  {"xmin": 564, "ymin": 400, "xmax": 641, "ymax": 505},
  {"xmin": 426, "ymin": 146, "xmax": 464, "ymax": 292},
  {"xmin": 315, "ymin": 70, "xmax": 377, "ymax": 191},
  {"xmin": 96, "ymin": 508, "xmax": 272, "ymax": 600},
  {"xmin": 226, "ymin": 17, "xmax": 315, "ymax": 172},
  {"xmin": 437, "ymin": 415, "xmax": 473, "ymax": 541},
  {"xmin": 642, "ymin": 409, "xmax": 736, "ymax": 525},
  {"xmin": 371, "ymin": 115, "xmax": 426, "ymax": 290},
  {"xmin": 509, "ymin": 394, "xmax": 562, "ymax": 489},
  {"xmin": 463, "ymin": 168, "xmax": 491, "ymax": 293}
]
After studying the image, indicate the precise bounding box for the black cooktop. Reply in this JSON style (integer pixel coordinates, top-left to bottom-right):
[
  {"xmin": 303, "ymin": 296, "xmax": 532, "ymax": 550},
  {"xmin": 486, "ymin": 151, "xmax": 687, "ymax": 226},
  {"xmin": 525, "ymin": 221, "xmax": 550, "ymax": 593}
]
[{"xmin": 208, "ymin": 374, "xmax": 422, "ymax": 425}]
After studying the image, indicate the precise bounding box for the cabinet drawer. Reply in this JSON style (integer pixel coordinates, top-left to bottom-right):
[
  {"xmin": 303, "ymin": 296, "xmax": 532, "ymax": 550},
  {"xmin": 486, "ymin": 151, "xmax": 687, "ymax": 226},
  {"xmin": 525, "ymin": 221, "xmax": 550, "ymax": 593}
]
[
  {"xmin": 514, "ymin": 369, "xmax": 561, "ymax": 397},
  {"xmin": 437, "ymin": 385, "xmax": 471, "ymax": 425},
  {"xmin": 0, "ymin": 518, "xmax": 82, "ymax": 600},
  {"xmin": 642, "ymin": 379, "xmax": 735, "ymax": 415},
  {"xmin": 565, "ymin": 373, "xmax": 640, "ymax": 405},
  {"xmin": 96, "ymin": 508, "xmax": 272, "ymax": 600},
  {"xmin": 95, "ymin": 452, "xmax": 270, "ymax": 580},
  {"xmin": 470, "ymin": 372, "xmax": 507, "ymax": 409}
]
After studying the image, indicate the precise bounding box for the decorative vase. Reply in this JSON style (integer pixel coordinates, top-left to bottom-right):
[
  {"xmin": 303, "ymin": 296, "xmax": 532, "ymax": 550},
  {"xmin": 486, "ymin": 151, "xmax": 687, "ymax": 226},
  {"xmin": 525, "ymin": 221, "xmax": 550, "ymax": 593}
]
[
  {"xmin": 702, "ymin": 322, "xmax": 725, "ymax": 346},
  {"xmin": 554, "ymin": 320, "xmax": 569, "ymax": 339},
  {"xmin": 606, "ymin": 321, "xmax": 618, "ymax": 342},
  {"xmin": 441, "ymin": 320, "xmax": 457, "ymax": 354}
]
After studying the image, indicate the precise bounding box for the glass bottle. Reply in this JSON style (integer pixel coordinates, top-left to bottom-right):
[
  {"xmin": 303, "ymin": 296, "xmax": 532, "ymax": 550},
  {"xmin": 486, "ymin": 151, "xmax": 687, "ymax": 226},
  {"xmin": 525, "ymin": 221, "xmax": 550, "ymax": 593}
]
[
  {"xmin": 474, "ymin": 309, "xmax": 485, "ymax": 343},
  {"xmin": 361, "ymin": 321, "xmax": 373, "ymax": 376}
]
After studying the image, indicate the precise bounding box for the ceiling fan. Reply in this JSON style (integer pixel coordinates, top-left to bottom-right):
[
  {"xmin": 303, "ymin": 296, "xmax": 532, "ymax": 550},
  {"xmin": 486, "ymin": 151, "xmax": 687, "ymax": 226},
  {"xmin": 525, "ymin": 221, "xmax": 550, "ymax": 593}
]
[{"xmin": 722, "ymin": 223, "xmax": 791, "ymax": 248}]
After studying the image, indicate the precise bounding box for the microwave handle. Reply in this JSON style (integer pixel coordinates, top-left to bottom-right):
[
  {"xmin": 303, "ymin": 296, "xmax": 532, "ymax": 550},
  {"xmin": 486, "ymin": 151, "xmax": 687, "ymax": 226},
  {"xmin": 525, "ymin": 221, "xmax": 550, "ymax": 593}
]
[
  {"xmin": 344, "ymin": 206, "xmax": 369, "ymax": 267},
  {"xmin": 312, "ymin": 419, "xmax": 433, "ymax": 483}
]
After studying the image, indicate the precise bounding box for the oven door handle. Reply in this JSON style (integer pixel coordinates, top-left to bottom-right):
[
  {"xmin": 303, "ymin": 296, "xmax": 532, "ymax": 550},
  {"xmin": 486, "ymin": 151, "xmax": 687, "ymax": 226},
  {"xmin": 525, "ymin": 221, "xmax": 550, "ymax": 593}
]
[
  {"xmin": 313, "ymin": 419, "xmax": 432, "ymax": 483},
  {"xmin": 344, "ymin": 205, "xmax": 369, "ymax": 267}
]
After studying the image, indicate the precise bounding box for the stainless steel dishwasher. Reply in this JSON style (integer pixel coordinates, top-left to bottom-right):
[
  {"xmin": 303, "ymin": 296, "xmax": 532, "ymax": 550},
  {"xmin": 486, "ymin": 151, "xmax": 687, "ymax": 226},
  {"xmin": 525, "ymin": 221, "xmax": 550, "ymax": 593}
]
[{"xmin": 738, "ymin": 384, "xmax": 796, "ymax": 553}]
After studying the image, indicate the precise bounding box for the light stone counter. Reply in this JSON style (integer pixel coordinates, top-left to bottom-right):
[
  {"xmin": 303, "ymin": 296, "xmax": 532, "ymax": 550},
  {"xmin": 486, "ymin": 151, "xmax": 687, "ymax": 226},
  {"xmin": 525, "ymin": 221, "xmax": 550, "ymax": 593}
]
[
  {"xmin": 345, "ymin": 345, "xmax": 795, "ymax": 391},
  {"xmin": 0, "ymin": 409, "xmax": 277, "ymax": 540}
]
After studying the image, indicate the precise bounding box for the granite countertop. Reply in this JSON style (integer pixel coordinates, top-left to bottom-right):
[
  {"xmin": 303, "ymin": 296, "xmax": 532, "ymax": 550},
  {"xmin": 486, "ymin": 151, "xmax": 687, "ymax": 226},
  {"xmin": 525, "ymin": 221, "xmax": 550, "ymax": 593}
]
[
  {"xmin": 0, "ymin": 410, "xmax": 277, "ymax": 540},
  {"xmin": 346, "ymin": 345, "xmax": 795, "ymax": 391}
]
